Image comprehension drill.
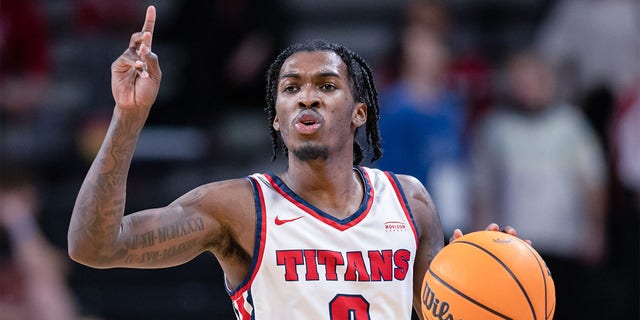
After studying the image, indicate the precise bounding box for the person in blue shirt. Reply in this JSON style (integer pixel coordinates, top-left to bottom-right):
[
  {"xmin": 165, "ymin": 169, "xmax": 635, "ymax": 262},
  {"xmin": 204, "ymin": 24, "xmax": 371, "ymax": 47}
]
[{"xmin": 377, "ymin": 23, "xmax": 468, "ymax": 234}]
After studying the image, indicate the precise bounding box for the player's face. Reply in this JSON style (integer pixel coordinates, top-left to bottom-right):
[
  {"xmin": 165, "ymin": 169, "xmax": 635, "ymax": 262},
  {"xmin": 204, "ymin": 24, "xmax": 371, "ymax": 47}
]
[{"xmin": 273, "ymin": 51, "xmax": 366, "ymax": 162}]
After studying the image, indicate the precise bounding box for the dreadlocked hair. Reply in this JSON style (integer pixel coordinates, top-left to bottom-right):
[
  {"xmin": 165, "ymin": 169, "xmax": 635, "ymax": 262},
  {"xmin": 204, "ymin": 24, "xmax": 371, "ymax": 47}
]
[{"xmin": 264, "ymin": 40, "xmax": 383, "ymax": 165}]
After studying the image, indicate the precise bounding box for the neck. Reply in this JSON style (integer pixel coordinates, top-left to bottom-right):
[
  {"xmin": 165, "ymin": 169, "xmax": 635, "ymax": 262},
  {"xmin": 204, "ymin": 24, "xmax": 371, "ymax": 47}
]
[
  {"xmin": 280, "ymin": 156, "xmax": 363, "ymax": 220},
  {"xmin": 284, "ymin": 155, "xmax": 355, "ymax": 192}
]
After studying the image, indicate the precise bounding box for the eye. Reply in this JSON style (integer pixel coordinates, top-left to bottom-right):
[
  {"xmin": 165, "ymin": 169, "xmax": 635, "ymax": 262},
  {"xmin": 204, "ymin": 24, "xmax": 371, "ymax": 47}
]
[
  {"xmin": 320, "ymin": 83, "xmax": 337, "ymax": 91},
  {"xmin": 283, "ymin": 85, "xmax": 299, "ymax": 93}
]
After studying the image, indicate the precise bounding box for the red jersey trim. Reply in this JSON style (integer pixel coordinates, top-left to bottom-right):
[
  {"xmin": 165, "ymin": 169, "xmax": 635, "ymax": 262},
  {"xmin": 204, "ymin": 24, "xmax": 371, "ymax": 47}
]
[
  {"xmin": 263, "ymin": 167, "xmax": 374, "ymax": 231},
  {"xmin": 384, "ymin": 171, "xmax": 420, "ymax": 247},
  {"xmin": 227, "ymin": 176, "xmax": 268, "ymax": 317}
]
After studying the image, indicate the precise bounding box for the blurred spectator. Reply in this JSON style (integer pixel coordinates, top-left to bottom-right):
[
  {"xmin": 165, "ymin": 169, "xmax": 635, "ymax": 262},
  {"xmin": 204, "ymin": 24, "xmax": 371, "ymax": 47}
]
[
  {"xmin": 536, "ymin": 2, "xmax": 639, "ymax": 316},
  {"xmin": 611, "ymin": 80, "xmax": 640, "ymax": 202},
  {"xmin": 0, "ymin": 173, "xmax": 79, "ymax": 320},
  {"xmin": 470, "ymin": 50, "xmax": 608, "ymax": 319},
  {"xmin": 404, "ymin": 0, "xmax": 450, "ymax": 37},
  {"xmin": 377, "ymin": 1, "xmax": 469, "ymax": 235},
  {"xmin": 604, "ymin": 79, "xmax": 640, "ymax": 318},
  {"xmin": 536, "ymin": 0, "xmax": 640, "ymax": 102},
  {"xmin": 448, "ymin": 46, "xmax": 494, "ymax": 136},
  {"xmin": 536, "ymin": 0, "xmax": 640, "ymax": 152}
]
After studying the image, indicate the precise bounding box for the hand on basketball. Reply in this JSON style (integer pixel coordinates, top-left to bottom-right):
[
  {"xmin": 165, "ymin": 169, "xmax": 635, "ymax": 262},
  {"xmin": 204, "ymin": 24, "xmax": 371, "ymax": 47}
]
[
  {"xmin": 450, "ymin": 223, "xmax": 532, "ymax": 246},
  {"xmin": 111, "ymin": 6, "xmax": 161, "ymax": 111}
]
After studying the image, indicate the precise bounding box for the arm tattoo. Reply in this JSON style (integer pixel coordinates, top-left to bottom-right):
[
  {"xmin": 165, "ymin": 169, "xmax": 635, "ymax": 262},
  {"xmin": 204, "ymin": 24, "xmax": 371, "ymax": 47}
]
[
  {"xmin": 126, "ymin": 217, "xmax": 206, "ymax": 250},
  {"xmin": 122, "ymin": 238, "xmax": 200, "ymax": 265},
  {"xmin": 69, "ymin": 111, "xmax": 147, "ymax": 264}
]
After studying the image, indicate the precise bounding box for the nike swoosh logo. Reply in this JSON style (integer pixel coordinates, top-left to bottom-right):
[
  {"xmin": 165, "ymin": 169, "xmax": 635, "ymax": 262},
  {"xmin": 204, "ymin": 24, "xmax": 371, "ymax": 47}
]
[{"xmin": 274, "ymin": 215, "xmax": 304, "ymax": 226}]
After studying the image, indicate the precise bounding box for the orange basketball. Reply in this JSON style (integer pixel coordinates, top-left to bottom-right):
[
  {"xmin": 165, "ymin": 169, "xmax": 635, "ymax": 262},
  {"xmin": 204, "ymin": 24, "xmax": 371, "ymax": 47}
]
[{"xmin": 421, "ymin": 231, "xmax": 555, "ymax": 320}]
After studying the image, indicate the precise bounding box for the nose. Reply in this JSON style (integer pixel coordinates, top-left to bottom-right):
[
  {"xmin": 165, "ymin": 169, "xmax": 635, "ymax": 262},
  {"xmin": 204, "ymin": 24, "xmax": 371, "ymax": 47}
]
[{"xmin": 297, "ymin": 86, "xmax": 320, "ymax": 109}]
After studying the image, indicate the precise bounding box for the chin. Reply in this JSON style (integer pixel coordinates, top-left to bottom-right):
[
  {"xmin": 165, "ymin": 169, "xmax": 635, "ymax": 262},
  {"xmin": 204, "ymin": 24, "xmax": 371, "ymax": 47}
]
[{"xmin": 291, "ymin": 144, "xmax": 329, "ymax": 161}]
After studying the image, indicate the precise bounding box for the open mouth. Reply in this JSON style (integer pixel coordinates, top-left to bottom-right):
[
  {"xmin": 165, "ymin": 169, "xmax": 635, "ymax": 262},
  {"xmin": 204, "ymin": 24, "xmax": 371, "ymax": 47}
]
[
  {"xmin": 300, "ymin": 118, "xmax": 316, "ymax": 126},
  {"xmin": 294, "ymin": 111, "xmax": 323, "ymax": 135}
]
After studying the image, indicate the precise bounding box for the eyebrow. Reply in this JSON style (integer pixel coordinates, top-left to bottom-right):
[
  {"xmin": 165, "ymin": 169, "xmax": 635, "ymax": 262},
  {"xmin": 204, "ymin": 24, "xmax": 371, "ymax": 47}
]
[{"xmin": 279, "ymin": 71, "xmax": 342, "ymax": 80}]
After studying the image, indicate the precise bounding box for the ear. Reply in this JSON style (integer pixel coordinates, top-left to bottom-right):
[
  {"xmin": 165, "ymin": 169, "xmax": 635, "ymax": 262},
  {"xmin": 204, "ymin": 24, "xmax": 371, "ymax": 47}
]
[
  {"xmin": 273, "ymin": 114, "xmax": 280, "ymax": 131},
  {"xmin": 352, "ymin": 102, "xmax": 367, "ymax": 128}
]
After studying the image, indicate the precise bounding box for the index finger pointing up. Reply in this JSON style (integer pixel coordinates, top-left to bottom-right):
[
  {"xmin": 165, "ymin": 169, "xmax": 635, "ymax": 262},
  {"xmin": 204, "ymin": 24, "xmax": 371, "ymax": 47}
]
[
  {"xmin": 140, "ymin": 5, "xmax": 156, "ymax": 49},
  {"xmin": 142, "ymin": 5, "xmax": 156, "ymax": 34}
]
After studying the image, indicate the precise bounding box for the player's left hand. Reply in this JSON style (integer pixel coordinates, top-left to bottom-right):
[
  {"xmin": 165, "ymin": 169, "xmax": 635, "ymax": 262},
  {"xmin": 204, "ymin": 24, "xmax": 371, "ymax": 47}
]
[
  {"xmin": 111, "ymin": 5, "xmax": 161, "ymax": 111},
  {"xmin": 449, "ymin": 223, "xmax": 532, "ymax": 246}
]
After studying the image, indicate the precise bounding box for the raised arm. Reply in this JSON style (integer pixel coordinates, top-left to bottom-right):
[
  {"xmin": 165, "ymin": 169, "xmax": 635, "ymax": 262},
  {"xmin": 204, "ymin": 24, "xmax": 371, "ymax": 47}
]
[
  {"xmin": 395, "ymin": 175, "xmax": 445, "ymax": 320},
  {"xmin": 67, "ymin": 6, "xmax": 228, "ymax": 269}
]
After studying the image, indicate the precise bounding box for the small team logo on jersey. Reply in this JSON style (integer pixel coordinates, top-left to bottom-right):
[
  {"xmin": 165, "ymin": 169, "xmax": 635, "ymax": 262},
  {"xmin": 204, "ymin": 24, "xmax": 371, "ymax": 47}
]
[
  {"xmin": 275, "ymin": 215, "xmax": 304, "ymax": 226},
  {"xmin": 384, "ymin": 221, "xmax": 407, "ymax": 232}
]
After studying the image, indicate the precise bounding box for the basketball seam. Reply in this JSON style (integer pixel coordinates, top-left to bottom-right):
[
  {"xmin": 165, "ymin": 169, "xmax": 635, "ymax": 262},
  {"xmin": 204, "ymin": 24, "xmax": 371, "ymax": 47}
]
[
  {"xmin": 428, "ymin": 269, "xmax": 513, "ymax": 320},
  {"xmin": 547, "ymin": 300, "xmax": 556, "ymax": 319},
  {"xmin": 455, "ymin": 240, "xmax": 538, "ymax": 320},
  {"xmin": 523, "ymin": 243, "xmax": 551, "ymax": 319}
]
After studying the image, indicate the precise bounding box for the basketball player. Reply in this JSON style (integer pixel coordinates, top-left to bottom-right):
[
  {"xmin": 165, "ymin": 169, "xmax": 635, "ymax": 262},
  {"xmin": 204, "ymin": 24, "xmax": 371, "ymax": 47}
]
[{"xmin": 68, "ymin": 6, "xmax": 517, "ymax": 319}]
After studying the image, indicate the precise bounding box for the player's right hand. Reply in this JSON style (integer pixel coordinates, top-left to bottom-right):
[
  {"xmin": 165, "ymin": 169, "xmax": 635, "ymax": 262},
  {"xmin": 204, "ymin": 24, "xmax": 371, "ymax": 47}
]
[{"xmin": 111, "ymin": 6, "xmax": 161, "ymax": 111}]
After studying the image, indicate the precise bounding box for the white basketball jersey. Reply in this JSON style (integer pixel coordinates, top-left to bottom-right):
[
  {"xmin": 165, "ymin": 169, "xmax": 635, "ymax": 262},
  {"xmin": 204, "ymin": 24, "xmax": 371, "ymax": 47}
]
[{"xmin": 227, "ymin": 166, "xmax": 419, "ymax": 319}]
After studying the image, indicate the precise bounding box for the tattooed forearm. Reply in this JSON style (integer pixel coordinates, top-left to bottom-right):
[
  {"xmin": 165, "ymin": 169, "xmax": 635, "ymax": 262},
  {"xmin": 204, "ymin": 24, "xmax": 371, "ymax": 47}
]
[{"xmin": 68, "ymin": 109, "xmax": 148, "ymax": 265}]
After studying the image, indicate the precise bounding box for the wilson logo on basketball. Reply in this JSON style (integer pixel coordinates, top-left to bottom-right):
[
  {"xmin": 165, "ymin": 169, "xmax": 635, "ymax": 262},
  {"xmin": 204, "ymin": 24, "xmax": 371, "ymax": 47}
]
[
  {"xmin": 422, "ymin": 283, "xmax": 456, "ymax": 320},
  {"xmin": 384, "ymin": 221, "xmax": 407, "ymax": 232}
]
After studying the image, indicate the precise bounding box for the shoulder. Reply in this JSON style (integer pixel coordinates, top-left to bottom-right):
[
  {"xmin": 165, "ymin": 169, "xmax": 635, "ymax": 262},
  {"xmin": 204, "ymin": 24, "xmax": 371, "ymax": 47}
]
[
  {"xmin": 394, "ymin": 174, "xmax": 439, "ymax": 237},
  {"xmin": 366, "ymin": 169, "xmax": 428, "ymax": 205},
  {"xmin": 394, "ymin": 174, "xmax": 444, "ymax": 279},
  {"xmin": 172, "ymin": 177, "xmax": 255, "ymax": 226},
  {"xmin": 394, "ymin": 174, "xmax": 426, "ymax": 198},
  {"xmin": 171, "ymin": 177, "xmax": 259, "ymax": 258},
  {"xmin": 394, "ymin": 174, "xmax": 433, "ymax": 211},
  {"xmin": 174, "ymin": 177, "xmax": 253, "ymax": 203}
]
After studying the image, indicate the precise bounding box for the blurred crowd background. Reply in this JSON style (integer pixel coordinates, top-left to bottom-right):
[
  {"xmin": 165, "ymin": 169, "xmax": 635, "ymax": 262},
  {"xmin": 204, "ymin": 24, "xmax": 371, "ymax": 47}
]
[{"xmin": 1, "ymin": 0, "xmax": 638, "ymax": 319}]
